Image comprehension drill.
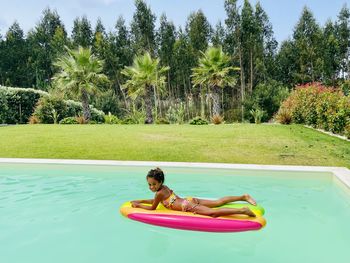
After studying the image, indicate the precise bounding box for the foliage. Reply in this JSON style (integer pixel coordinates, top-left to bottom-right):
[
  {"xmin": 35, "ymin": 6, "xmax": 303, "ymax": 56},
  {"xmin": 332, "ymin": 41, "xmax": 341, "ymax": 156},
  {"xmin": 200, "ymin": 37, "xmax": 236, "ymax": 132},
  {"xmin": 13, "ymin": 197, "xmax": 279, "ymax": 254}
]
[
  {"xmin": 0, "ymin": 1, "xmax": 349, "ymax": 124},
  {"xmin": 0, "ymin": 91, "xmax": 8, "ymax": 124},
  {"xmin": 250, "ymin": 109, "xmax": 265, "ymax": 124},
  {"xmin": 192, "ymin": 46, "xmax": 238, "ymax": 116},
  {"xmin": 341, "ymin": 80, "xmax": 350, "ymax": 96},
  {"xmin": 33, "ymin": 96, "xmax": 66, "ymax": 124},
  {"xmin": 28, "ymin": 115, "xmax": 40, "ymax": 124},
  {"xmin": 0, "ymin": 86, "xmax": 48, "ymax": 124},
  {"xmin": 275, "ymin": 108, "xmax": 292, "ymax": 124},
  {"xmin": 276, "ymin": 83, "xmax": 350, "ymax": 136},
  {"xmin": 121, "ymin": 52, "xmax": 169, "ymax": 124},
  {"xmin": 186, "ymin": 10, "xmax": 211, "ymax": 55},
  {"xmin": 189, "ymin": 116, "xmax": 209, "ymax": 125},
  {"xmin": 165, "ymin": 102, "xmax": 185, "ymax": 124},
  {"xmin": 224, "ymin": 108, "xmax": 242, "ymax": 123},
  {"xmin": 131, "ymin": 0, "xmax": 156, "ymax": 54},
  {"xmin": 75, "ymin": 115, "xmax": 88, "ymax": 124},
  {"xmin": 93, "ymin": 90, "xmax": 122, "ymax": 117},
  {"xmin": 104, "ymin": 112, "xmax": 120, "ymax": 124},
  {"xmin": 71, "ymin": 16, "xmax": 93, "ymax": 48},
  {"xmin": 244, "ymin": 80, "xmax": 289, "ymax": 122},
  {"xmin": 53, "ymin": 46, "xmax": 109, "ymax": 121},
  {"xmin": 26, "ymin": 8, "xmax": 67, "ymax": 90},
  {"xmin": 33, "ymin": 96, "xmax": 105, "ymax": 124},
  {"xmin": 121, "ymin": 105, "xmax": 146, "ymax": 124},
  {"xmin": 211, "ymin": 114, "xmax": 224, "ymax": 125},
  {"xmin": 155, "ymin": 118, "xmax": 170, "ymax": 124},
  {"xmin": 59, "ymin": 117, "xmax": 79, "ymax": 124},
  {"xmin": 344, "ymin": 124, "xmax": 350, "ymax": 139}
]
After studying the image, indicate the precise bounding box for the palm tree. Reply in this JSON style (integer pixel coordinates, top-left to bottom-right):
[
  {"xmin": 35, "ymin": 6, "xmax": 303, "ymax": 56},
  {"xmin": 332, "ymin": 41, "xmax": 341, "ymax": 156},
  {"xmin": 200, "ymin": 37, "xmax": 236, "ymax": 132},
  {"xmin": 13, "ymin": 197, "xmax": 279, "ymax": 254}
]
[
  {"xmin": 121, "ymin": 52, "xmax": 169, "ymax": 124},
  {"xmin": 53, "ymin": 46, "xmax": 108, "ymax": 121},
  {"xmin": 192, "ymin": 46, "xmax": 239, "ymax": 117}
]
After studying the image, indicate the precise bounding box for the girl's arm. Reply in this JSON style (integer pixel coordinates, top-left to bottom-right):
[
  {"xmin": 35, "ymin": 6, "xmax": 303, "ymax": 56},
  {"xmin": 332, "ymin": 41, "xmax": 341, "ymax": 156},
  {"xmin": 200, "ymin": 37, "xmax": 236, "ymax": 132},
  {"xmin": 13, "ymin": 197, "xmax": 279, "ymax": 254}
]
[
  {"xmin": 131, "ymin": 199, "xmax": 154, "ymax": 204},
  {"xmin": 132, "ymin": 193, "xmax": 162, "ymax": 210}
]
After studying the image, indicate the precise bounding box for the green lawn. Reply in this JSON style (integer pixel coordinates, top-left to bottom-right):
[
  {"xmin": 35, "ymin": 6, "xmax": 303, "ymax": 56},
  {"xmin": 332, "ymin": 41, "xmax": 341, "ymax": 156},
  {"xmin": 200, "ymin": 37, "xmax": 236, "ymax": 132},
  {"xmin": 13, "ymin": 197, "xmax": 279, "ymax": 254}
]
[{"xmin": 0, "ymin": 124, "xmax": 349, "ymax": 168}]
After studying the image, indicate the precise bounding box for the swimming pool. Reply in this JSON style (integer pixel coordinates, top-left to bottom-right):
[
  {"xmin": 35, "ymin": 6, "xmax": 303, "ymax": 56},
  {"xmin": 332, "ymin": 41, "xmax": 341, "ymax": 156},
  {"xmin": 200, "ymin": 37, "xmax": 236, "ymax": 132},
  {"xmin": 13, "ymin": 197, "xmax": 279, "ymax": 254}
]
[{"xmin": 1, "ymin": 160, "xmax": 350, "ymax": 263}]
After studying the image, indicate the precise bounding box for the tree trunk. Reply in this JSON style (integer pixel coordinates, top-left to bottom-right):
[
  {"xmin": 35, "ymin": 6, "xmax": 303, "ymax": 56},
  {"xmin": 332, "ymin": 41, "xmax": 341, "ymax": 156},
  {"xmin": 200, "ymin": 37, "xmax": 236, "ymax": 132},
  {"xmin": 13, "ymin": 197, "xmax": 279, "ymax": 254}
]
[
  {"xmin": 200, "ymin": 85, "xmax": 205, "ymax": 119},
  {"xmin": 239, "ymin": 46, "xmax": 245, "ymax": 121},
  {"xmin": 212, "ymin": 85, "xmax": 221, "ymax": 117},
  {"xmin": 144, "ymin": 85, "xmax": 154, "ymax": 124},
  {"xmin": 250, "ymin": 49, "xmax": 253, "ymax": 94},
  {"xmin": 81, "ymin": 88, "xmax": 91, "ymax": 122}
]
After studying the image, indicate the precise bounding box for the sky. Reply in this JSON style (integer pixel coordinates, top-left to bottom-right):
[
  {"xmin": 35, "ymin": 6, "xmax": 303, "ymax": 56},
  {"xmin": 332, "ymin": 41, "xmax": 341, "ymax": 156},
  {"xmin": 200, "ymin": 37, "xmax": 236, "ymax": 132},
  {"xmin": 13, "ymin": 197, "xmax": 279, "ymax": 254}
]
[{"xmin": 0, "ymin": 0, "xmax": 348, "ymax": 44}]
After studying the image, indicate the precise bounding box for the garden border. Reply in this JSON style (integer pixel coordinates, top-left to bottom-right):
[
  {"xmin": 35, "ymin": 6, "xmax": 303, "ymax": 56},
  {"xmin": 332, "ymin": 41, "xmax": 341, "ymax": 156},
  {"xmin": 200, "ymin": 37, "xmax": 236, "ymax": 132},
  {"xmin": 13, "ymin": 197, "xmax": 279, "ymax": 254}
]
[
  {"xmin": 1, "ymin": 158, "xmax": 350, "ymax": 189},
  {"xmin": 304, "ymin": 125, "xmax": 350, "ymax": 142}
]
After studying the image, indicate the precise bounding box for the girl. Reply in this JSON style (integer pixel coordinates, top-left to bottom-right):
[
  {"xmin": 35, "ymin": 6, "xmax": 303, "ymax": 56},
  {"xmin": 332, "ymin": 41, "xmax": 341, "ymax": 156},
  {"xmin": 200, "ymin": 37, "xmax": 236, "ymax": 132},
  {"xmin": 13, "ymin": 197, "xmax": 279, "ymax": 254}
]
[{"xmin": 131, "ymin": 167, "xmax": 257, "ymax": 217}]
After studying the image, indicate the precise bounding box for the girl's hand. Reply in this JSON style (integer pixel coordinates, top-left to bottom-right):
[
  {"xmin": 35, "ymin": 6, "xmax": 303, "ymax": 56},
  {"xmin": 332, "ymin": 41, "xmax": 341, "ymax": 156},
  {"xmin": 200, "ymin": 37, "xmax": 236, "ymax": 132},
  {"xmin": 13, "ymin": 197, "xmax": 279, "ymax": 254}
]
[{"xmin": 131, "ymin": 201, "xmax": 139, "ymax": 208}]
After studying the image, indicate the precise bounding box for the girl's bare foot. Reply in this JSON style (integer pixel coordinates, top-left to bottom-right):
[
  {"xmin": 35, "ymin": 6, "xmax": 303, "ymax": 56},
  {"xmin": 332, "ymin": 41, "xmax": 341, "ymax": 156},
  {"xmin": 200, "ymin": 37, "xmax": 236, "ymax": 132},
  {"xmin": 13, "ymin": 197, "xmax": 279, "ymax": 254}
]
[
  {"xmin": 242, "ymin": 207, "xmax": 256, "ymax": 217},
  {"xmin": 244, "ymin": 194, "xmax": 257, "ymax": 206}
]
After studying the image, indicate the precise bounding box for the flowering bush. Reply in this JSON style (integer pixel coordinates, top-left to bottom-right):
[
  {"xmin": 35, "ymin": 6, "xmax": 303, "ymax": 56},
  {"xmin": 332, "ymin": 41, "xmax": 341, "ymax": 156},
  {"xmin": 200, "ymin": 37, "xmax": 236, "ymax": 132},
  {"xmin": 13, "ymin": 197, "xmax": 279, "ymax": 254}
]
[{"xmin": 276, "ymin": 82, "xmax": 350, "ymax": 136}]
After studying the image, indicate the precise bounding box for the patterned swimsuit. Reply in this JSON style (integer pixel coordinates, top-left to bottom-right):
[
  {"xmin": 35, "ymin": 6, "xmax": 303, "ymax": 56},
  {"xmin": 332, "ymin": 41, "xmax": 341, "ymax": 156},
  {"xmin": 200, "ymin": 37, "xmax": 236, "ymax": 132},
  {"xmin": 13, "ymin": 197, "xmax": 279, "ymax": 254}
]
[{"xmin": 162, "ymin": 189, "xmax": 199, "ymax": 212}]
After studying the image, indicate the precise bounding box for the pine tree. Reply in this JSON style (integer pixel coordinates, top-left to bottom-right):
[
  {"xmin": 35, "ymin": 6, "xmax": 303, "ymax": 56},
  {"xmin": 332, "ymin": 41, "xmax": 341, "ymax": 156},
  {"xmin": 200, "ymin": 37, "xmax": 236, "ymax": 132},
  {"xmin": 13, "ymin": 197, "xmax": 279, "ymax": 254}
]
[
  {"xmin": 1, "ymin": 22, "xmax": 29, "ymax": 87},
  {"xmin": 71, "ymin": 15, "xmax": 93, "ymax": 48},
  {"xmin": 322, "ymin": 20, "xmax": 340, "ymax": 86},
  {"xmin": 131, "ymin": 0, "xmax": 156, "ymax": 55},
  {"xmin": 186, "ymin": 10, "xmax": 211, "ymax": 56},
  {"xmin": 336, "ymin": 5, "xmax": 350, "ymax": 79},
  {"xmin": 27, "ymin": 8, "xmax": 67, "ymax": 89},
  {"xmin": 293, "ymin": 7, "xmax": 322, "ymax": 83},
  {"xmin": 157, "ymin": 14, "xmax": 176, "ymax": 97}
]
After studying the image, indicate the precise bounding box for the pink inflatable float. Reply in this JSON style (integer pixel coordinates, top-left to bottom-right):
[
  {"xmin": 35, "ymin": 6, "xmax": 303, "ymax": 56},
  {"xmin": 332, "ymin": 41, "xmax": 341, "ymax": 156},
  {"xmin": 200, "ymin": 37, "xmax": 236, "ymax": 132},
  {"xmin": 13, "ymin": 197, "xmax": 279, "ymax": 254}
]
[{"xmin": 120, "ymin": 201, "xmax": 266, "ymax": 232}]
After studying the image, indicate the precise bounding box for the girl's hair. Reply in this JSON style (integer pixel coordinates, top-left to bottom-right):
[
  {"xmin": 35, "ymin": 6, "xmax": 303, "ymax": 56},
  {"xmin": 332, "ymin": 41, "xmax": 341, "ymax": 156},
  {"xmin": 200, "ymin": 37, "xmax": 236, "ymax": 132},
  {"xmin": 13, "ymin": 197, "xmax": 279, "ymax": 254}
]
[{"xmin": 147, "ymin": 167, "xmax": 164, "ymax": 183}]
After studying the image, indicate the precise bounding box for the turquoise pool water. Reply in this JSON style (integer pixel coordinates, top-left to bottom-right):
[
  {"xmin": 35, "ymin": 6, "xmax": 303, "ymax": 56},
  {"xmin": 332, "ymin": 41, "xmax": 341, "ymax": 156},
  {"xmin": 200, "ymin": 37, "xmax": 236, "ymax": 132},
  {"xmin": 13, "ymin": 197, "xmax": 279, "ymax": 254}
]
[{"xmin": 1, "ymin": 163, "xmax": 350, "ymax": 263}]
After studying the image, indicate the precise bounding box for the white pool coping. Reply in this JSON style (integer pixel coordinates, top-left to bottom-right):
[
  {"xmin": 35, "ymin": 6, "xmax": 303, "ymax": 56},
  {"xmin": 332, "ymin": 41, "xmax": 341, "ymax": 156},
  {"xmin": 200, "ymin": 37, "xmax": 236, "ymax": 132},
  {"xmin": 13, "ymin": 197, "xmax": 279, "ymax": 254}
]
[{"xmin": 1, "ymin": 158, "xmax": 350, "ymax": 189}]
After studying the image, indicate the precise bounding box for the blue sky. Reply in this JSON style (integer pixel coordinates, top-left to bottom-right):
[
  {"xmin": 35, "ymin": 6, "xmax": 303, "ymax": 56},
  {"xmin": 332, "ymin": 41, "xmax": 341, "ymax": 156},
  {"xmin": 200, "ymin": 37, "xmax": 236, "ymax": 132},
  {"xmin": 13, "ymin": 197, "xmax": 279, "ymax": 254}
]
[{"xmin": 0, "ymin": 0, "xmax": 348, "ymax": 44}]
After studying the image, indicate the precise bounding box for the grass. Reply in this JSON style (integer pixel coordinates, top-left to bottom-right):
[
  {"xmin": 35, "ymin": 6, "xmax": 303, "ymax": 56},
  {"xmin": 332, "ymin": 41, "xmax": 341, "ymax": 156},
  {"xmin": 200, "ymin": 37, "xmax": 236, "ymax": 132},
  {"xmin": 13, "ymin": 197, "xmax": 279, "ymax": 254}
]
[{"xmin": 0, "ymin": 124, "xmax": 349, "ymax": 168}]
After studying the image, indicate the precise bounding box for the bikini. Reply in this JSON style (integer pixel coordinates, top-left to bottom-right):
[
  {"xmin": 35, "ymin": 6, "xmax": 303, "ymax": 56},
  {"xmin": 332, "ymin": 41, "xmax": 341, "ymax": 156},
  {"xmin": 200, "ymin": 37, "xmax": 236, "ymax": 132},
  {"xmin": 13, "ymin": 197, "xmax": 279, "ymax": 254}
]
[{"xmin": 162, "ymin": 189, "xmax": 199, "ymax": 212}]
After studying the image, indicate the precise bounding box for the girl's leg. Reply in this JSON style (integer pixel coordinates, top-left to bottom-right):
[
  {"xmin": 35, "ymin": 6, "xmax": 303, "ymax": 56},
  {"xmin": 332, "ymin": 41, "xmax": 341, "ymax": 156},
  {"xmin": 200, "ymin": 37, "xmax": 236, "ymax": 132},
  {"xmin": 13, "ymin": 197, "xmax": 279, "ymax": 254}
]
[
  {"xmin": 193, "ymin": 205, "xmax": 256, "ymax": 218},
  {"xmin": 194, "ymin": 194, "xmax": 256, "ymax": 208}
]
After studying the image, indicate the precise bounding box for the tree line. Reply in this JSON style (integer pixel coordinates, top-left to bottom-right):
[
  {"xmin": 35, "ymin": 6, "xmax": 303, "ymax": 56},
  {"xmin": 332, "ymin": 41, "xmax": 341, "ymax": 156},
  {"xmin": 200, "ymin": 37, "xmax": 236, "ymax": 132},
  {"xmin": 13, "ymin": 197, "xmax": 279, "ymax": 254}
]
[{"xmin": 0, "ymin": 0, "xmax": 349, "ymax": 122}]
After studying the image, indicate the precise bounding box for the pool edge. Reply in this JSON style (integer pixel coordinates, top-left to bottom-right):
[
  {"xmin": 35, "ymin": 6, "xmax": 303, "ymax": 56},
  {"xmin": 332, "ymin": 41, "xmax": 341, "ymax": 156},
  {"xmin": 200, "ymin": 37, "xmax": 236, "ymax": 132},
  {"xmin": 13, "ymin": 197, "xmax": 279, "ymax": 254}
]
[{"xmin": 1, "ymin": 158, "xmax": 349, "ymax": 189}]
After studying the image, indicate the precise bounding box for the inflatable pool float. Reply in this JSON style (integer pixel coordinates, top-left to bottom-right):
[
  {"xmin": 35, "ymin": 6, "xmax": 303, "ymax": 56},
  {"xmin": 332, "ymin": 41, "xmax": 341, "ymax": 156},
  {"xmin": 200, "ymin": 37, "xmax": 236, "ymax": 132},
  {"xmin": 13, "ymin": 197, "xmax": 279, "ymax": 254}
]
[{"xmin": 120, "ymin": 201, "xmax": 266, "ymax": 232}]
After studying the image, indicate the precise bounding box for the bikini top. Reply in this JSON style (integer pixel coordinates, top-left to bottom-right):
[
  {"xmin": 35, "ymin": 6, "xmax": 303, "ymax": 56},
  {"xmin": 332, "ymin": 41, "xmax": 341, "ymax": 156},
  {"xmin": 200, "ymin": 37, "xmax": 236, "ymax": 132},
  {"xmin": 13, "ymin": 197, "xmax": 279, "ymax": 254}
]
[{"xmin": 162, "ymin": 190, "xmax": 177, "ymax": 208}]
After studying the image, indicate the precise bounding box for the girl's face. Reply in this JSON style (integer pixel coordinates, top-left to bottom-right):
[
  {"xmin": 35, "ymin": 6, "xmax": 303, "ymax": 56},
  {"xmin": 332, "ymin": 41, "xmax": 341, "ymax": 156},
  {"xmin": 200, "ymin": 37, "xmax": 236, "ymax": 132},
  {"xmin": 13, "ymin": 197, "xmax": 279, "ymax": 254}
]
[{"xmin": 147, "ymin": 177, "xmax": 162, "ymax": 192}]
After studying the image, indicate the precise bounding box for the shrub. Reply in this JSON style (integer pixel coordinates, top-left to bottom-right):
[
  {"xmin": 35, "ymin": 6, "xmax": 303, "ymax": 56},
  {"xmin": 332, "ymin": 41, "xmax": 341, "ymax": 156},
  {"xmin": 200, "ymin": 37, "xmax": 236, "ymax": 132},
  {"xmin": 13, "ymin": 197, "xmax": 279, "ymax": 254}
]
[
  {"xmin": 250, "ymin": 109, "xmax": 265, "ymax": 124},
  {"xmin": 276, "ymin": 82, "xmax": 350, "ymax": 135},
  {"xmin": 59, "ymin": 117, "xmax": 79, "ymax": 124},
  {"xmin": 93, "ymin": 90, "xmax": 122, "ymax": 117},
  {"xmin": 0, "ymin": 86, "xmax": 48, "ymax": 124},
  {"xmin": 33, "ymin": 96, "xmax": 67, "ymax": 124},
  {"xmin": 75, "ymin": 116, "xmax": 87, "ymax": 124},
  {"xmin": 165, "ymin": 103, "xmax": 185, "ymax": 124},
  {"xmin": 275, "ymin": 108, "xmax": 292, "ymax": 124},
  {"xmin": 33, "ymin": 97, "xmax": 105, "ymax": 124},
  {"xmin": 341, "ymin": 80, "xmax": 350, "ymax": 96},
  {"xmin": 155, "ymin": 118, "xmax": 170, "ymax": 124},
  {"xmin": 0, "ymin": 91, "xmax": 8, "ymax": 124},
  {"xmin": 244, "ymin": 80, "xmax": 289, "ymax": 122},
  {"xmin": 122, "ymin": 108, "xmax": 145, "ymax": 124},
  {"xmin": 189, "ymin": 116, "xmax": 208, "ymax": 125},
  {"xmin": 28, "ymin": 115, "xmax": 40, "ymax": 124},
  {"xmin": 344, "ymin": 123, "xmax": 350, "ymax": 139},
  {"xmin": 121, "ymin": 117, "xmax": 138, "ymax": 124},
  {"xmin": 224, "ymin": 108, "xmax": 242, "ymax": 123},
  {"xmin": 211, "ymin": 114, "xmax": 224, "ymax": 125},
  {"xmin": 104, "ymin": 112, "xmax": 120, "ymax": 124}
]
